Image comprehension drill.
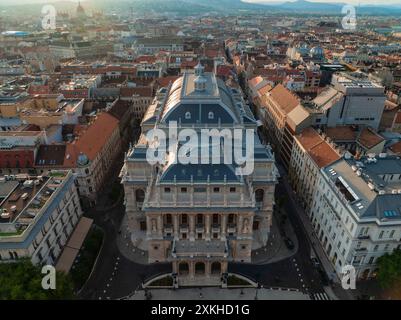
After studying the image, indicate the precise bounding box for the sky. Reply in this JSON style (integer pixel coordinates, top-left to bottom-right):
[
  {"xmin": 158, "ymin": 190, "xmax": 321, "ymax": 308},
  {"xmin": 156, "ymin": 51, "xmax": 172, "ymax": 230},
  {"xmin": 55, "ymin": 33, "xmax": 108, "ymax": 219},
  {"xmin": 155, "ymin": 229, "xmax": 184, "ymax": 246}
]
[
  {"xmin": 246, "ymin": 0, "xmax": 401, "ymax": 5},
  {"xmin": 2, "ymin": 0, "xmax": 401, "ymax": 6}
]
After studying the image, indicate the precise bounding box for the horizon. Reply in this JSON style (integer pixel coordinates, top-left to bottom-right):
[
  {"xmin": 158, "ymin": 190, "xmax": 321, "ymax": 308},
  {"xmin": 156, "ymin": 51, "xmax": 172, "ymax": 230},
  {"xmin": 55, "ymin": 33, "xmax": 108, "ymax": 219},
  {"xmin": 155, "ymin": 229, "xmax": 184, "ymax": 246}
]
[{"xmin": 1, "ymin": 0, "xmax": 401, "ymax": 6}]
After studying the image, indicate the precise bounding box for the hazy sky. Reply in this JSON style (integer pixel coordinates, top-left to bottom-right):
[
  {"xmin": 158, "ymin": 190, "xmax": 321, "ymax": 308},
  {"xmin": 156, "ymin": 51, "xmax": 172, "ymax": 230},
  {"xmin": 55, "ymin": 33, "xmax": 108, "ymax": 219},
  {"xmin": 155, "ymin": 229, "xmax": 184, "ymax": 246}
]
[
  {"xmin": 246, "ymin": 0, "xmax": 401, "ymax": 4},
  {"xmin": 2, "ymin": 0, "xmax": 401, "ymax": 6}
]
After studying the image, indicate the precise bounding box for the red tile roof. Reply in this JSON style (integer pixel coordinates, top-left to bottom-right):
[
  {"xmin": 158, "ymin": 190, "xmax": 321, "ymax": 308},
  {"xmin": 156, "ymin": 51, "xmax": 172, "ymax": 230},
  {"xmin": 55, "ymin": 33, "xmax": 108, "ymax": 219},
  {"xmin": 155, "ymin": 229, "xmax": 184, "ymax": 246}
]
[{"xmin": 63, "ymin": 113, "xmax": 119, "ymax": 168}]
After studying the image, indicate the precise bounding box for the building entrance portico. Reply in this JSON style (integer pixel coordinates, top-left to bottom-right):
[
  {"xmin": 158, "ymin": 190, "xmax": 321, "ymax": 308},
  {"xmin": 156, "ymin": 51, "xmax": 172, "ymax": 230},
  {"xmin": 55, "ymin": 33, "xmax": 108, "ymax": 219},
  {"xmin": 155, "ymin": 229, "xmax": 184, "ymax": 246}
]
[{"xmin": 173, "ymin": 259, "xmax": 227, "ymax": 286}]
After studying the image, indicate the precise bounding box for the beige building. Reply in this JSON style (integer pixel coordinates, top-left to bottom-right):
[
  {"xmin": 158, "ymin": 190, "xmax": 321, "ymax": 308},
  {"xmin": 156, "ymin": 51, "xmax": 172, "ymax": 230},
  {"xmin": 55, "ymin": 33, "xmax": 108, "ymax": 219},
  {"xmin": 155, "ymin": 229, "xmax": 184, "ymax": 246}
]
[
  {"xmin": 63, "ymin": 112, "xmax": 121, "ymax": 207},
  {"xmin": 121, "ymin": 66, "xmax": 278, "ymax": 286},
  {"xmin": 288, "ymin": 127, "xmax": 341, "ymax": 214}
]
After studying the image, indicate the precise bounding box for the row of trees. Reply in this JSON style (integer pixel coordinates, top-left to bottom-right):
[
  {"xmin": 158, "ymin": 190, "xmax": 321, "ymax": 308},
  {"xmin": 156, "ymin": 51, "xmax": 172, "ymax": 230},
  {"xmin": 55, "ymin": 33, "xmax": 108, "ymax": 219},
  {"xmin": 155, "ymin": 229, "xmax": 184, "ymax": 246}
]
[
  {"xmin": 376, "ymin": 249, "xmax": 401, "ymax": 289},
  {"xmin": 0, "ymin": 259, "xmax": 74, "ymax": 300}
]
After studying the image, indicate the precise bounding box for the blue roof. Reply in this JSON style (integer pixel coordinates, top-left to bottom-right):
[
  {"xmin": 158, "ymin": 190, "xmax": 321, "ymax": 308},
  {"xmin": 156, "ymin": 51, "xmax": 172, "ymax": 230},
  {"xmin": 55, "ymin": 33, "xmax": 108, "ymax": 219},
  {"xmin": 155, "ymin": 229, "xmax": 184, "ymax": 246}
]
[
  {"xmin": 164, "ymin": 103, "xmax": 235, "ymax": 124},
  {"xmin": 160, "ymin": 163, "xmax": 240, "ymax": 183}
]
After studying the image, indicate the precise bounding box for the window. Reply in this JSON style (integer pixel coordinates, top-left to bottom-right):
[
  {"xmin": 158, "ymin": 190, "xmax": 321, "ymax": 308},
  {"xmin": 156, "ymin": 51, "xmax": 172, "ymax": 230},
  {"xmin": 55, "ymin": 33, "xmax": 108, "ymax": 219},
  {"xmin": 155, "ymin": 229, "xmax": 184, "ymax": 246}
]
[
  {"xmin": 165, "ymin": 187, "xmax": 171, "ymax": 193},
  {"xmin": 185, "ymin": 112, "xmax": 191, "ymax": 119},
  {"xmin": 181, "ymin": 214, "xmax": 188, "ymax": 224},
  {"xmin": 213, "ymin": 187, "xmax": 220, "ymax": 193},
  {"xmin": 181, "ymin": 187, "xmax": 187, "ymax": 193},
  {"xmin": 208, "ymin": 112, "xmax": 214, "ymax": 119},
  {"xmin": 390, "ymin": 230, "xmax": 395, "ymax": 238},
  {"xmin": 379, "ymin": 231, "xmax": 384, "ymax": 239},
  {"xmin": 230, "ymin": 187, "xmax": 236, "ymax": 193}
]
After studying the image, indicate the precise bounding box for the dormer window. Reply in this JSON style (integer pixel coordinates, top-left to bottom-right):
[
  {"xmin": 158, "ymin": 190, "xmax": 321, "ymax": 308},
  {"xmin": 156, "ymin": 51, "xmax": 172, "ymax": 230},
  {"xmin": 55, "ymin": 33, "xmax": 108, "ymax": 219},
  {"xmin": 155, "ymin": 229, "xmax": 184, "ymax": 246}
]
[
  {"xmin": 208, "ymin": 112, "xmax": 214, "ymax": 120},
  {"xmin": 185, "ymin": 112, "xmax": 191, "ymax": 120}
]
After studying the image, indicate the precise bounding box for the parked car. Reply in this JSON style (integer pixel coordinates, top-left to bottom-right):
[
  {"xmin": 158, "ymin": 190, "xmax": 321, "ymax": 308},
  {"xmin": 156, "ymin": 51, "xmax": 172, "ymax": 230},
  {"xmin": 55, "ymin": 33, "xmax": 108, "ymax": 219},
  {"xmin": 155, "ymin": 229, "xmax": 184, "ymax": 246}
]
[
  {"xmin": 311, "ymin": 257, "xmax": 321, "ymax": 268},
  {"xmin": 284, "ymin": 237, "xmax": 295, "ymax": 250}
]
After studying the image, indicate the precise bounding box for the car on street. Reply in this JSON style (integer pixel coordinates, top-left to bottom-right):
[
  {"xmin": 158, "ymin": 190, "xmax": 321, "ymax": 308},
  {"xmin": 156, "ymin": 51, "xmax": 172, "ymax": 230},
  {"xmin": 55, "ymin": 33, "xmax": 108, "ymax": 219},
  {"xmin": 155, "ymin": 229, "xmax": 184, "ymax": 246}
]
[{"xmin": 311, "ymin": 257, "xmax": 321, "ymax": 268}]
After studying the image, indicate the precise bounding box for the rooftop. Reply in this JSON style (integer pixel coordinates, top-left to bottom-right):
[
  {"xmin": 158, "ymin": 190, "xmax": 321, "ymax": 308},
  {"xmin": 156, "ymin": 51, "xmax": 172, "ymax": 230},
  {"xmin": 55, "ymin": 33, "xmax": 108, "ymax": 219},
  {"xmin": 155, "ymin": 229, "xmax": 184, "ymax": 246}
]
[
  {"xmin": 295, "ymin": 127, "xmax": 341, "ymax": 168},
  {"xmin": 0, "ymin": 171, "xmax": 71, "ymax": 240},
  {"xmin": 323, "ymin": 155, "xmax": 401, "ymax": 222}
]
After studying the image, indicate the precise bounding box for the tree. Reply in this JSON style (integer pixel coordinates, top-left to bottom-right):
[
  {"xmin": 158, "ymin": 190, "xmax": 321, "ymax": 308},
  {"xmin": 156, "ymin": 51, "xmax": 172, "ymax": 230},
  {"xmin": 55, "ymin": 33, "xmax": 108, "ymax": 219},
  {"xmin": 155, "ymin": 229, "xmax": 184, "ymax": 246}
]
[
  {"xmin": 0, "ymin": 259, "xmax": 74, "ymax": 300},
  {"xmin": 376, "ymin": 249, "xmax": 401, "ymax": 288}
]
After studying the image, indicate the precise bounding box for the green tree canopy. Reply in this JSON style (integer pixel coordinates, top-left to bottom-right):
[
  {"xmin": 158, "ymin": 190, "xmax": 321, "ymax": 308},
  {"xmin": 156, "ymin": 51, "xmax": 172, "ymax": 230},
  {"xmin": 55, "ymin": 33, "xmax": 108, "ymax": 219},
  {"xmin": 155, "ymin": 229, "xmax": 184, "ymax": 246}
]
[
  {"xmin": 377, "ymin": 249, "xmax": 401, "ymax": 288},
  {"xmin": 0, "ymin": 259, "xmax": 74, "ymax": 300}
]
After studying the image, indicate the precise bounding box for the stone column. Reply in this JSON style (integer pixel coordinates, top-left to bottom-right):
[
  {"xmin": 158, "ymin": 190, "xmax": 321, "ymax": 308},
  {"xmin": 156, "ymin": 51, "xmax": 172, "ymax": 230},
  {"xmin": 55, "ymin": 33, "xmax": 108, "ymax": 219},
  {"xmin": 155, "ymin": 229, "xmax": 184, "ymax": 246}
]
[
  {"xmin": 221, "ymin": 214, "xmax": 227, "ymax": 240},
  {"xmin": 173, "ymin": 214, "xmax": 179, "ymax": 239},
  {"xmin": 205, "ymin": 214, "xmax": 211, "ymax": 241},
  {"xmin": 190, "ymin": 261, "xmax": 195, "ymax": 279},
  {"xmin": 146, "ymin": 215, "xmax": 152, "ymax": 237},
  {"xmin": 238, "ymin": 215, "xmax": 244, "ymax": 235},
  {"xmin": 206, "ymin": 261, "xmax": 211, "ymax": 278},
  {"xmin": 189, "ymin": 214, "xmax": 195, "ymax": 241},
  {"xmin": 157, "ymin": 215, "xmax": 163, "ymax": 237}
]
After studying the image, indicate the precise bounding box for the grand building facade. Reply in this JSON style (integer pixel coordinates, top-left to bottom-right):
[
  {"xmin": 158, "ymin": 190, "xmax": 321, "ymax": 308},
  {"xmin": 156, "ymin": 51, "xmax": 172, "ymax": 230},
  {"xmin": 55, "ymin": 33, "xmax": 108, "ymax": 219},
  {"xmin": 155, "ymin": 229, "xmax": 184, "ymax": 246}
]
[{"xmin": 121, "ymin": 64, "xmax": 278, "ymax": 286}]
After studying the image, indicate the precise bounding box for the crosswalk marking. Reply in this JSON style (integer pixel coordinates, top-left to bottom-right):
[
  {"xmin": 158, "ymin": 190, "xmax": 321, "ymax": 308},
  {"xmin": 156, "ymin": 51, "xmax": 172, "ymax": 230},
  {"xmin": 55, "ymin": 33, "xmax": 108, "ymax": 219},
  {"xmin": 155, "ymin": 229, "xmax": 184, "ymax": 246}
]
[{"xmin": 311, "ymin": 292, "xmax": 330, "ymax": 300}]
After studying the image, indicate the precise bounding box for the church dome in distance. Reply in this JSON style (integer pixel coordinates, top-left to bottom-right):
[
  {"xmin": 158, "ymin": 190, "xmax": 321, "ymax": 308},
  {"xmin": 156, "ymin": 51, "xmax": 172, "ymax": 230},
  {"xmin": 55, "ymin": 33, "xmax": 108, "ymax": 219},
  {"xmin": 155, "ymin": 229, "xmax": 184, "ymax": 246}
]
[{"xmin": 310, "ymin": 46, "xmax": 324, "ymax": 58}]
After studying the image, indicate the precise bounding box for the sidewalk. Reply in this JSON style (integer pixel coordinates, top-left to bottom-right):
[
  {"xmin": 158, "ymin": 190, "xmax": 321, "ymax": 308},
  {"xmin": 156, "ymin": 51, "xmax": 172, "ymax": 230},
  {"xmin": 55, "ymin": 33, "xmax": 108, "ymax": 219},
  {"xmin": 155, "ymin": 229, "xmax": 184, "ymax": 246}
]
[
  {"xmin": 281, "ymin": 177, "xmax": 355, "ymax": 300},
  {"xmin": 251, "ymin": 212, "xmax": 298, "ymax": 264},
  {"xmin": 128, "ymin": 287, "xmax": 310, "ymax": 300},
  {"xmin": 116, "ymin": 213, "xmax": 149, "ymax": 264}
]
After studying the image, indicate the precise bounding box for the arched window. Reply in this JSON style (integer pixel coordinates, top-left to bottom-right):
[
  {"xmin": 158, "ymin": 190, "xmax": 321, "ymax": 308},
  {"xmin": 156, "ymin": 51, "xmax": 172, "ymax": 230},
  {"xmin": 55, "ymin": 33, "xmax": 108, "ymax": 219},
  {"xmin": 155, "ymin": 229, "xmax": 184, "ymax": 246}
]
[
  {"xmin": 181, "ymin": 214, "xmax": 188, "ymax": 225},
  {"xmin": 211, "ymin": 262, "xmax": 221, "ymax": 275},
  {"xmin": 255, "ymin": 189, "xmax": 264, "ymax": 202},
  {"xmin": 135, "ymin": 189, "xmax": 145, "ymax": 203},
  {"xmin": 208, "ymin": 112, "xmax": 214, "ymax": 120},
  {"xmin": 196, "ymin": 214, "xmax": 203, "ymax": 224},
  {"xmin": 185, "ymin": 112, "xmax": 191, "ymax": 120},
  {"xmin": 179, "ymin": 262, "xmax": 189, "ymax": 275},
  {"xmin": 195, "ymin": 262, "xmax": 205, "ymax": 275}
]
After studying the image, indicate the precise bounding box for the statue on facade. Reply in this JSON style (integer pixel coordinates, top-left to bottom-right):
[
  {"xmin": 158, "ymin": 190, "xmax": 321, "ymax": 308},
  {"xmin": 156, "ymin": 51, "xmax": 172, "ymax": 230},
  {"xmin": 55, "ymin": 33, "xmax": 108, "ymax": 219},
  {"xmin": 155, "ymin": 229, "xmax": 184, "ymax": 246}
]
[
  {"xmin": 242, "ymin": 218, "xmax": 250, "ymax": 233},
  {"xmin": 151, "ymin": 219, "xmax": 157, "ymax": 232}
]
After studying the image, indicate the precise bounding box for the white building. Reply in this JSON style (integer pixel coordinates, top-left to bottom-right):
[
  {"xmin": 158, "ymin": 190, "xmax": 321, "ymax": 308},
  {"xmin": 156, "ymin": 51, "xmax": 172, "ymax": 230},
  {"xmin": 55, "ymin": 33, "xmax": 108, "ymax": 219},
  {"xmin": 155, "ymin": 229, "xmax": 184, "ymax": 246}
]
[
  {"xmin": 304, "ymin": 72, "xmax": 386, "ymax": 130},
  {"xmin": 0, "ymin": 171, "xmax": 83, "ymax": 265},
  {"xmin": 310, "ymin": 154, "xmax": 401, "ymax": 280}
]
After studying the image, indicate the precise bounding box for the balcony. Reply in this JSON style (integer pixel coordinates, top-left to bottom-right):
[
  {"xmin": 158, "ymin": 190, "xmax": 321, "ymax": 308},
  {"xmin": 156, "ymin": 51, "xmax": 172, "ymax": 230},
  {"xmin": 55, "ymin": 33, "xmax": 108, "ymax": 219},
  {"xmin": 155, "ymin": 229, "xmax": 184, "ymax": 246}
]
[
  {"xmin": 180, "ymin": 224, "xmax": 189, "ymax": 233},
  {"xmin": 171, "ymin": 239, "xmax": 229, "ymax": 259},
  {"xmin": 196, "ymin": 224, "xmax": 204, "ymax": 233},
  {"xmin": 164, "ymin": 224, "xmax": 173, "ymax": 233},
  {"xmin": 227, "ymin": 223, "xmax": 237, "ymax": 233},
  {"xmin": 357, "ymin": 234, "xmax": 370, "ymax": 240},
  {"xmin": 212, "ymin": 223, "xmax": 220, "ymax": 233}
]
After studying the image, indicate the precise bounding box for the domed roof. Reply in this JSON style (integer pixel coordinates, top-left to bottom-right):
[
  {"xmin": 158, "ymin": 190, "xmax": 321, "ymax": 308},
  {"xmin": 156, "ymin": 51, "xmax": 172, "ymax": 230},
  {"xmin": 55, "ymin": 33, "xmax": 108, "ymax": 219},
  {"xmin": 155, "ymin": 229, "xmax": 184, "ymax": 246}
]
[
  {"xmin": 77, "ymin": 152, "xmax": 89, "ymax": 166},
  {"xmin": 194, "ymin": 75, "xmax": 207, "ymax": 84},
  {"xmin": 310, "ymin": 46, "xmax": 324, "ymax": 57}
]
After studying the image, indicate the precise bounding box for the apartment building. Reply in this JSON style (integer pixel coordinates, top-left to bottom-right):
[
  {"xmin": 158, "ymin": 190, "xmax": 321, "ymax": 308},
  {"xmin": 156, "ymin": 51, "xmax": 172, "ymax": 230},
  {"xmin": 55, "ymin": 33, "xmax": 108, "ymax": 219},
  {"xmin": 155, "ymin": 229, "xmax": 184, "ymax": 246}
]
[
  {"xmin": 0, "ymin": 171, "xmax": 83, "ymax": 265},
  {"xmin": 310, "ymin": 155, "xmax": 401, "ymax": 280},
  {"xmin": 63, "ymin": 112, "xmax": 121, "ymax": 207},
  {"xmin": 289, "ymin": 127, "xmax": 341, "ymax": 214}
]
